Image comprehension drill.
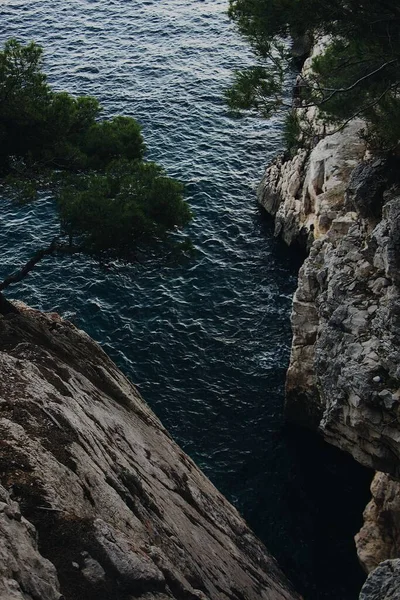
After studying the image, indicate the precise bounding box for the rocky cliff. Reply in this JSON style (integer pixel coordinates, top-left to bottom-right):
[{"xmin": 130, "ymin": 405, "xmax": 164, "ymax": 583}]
[
  {"xmin": 0, "ymin": 303, "xmax": 300, "ymax": 600},
  {"xmin": 257, "ymin": 45, "xmax": 400, "ymax": 598}
]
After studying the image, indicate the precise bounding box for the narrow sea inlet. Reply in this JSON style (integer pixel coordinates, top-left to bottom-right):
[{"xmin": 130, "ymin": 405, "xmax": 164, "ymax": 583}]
[
  {"xmin": 0, "ymin": 2, "xmax": 371, "ymax": 598},
  {"xmin": 0, "ymin": 0, "xmax": 296, "ymax": 497}
]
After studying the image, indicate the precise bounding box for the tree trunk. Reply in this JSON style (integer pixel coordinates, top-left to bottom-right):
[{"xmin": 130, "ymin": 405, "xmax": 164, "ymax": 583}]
[{"xmin": 0, "ymin": 238, "xmax": 58, "ymax": 292}]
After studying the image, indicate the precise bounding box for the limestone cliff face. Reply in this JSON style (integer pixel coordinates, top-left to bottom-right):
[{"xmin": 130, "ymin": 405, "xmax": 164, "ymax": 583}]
[
  {"xmin": 257, "ymin": 43, "xmax": 400, "ymax": 592},
  {"xmin": 287, "ymin": 187, "xmax": 400, "ymax": 474},
  {"xmin": 259, "ymin": 116, "xmax": 400, "ymax": 477},
  {"xmin": 258, "ymin": 119, "xmax": 366, "ymax": 248},
  {"xmin": 356, "ymin": 472, "xmax": 400, "ymax": 573},
  {"xmin": 258, "ymin": 38, "xmax": 365, "ymax": 249},
  {"xmin": 0, "ymin": 304, "xmax": 300, "ymax": 600}
]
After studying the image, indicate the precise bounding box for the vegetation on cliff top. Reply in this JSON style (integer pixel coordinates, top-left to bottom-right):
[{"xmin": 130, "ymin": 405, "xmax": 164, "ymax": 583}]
[
  {"xmin": 227, "ymin": 0, "xmax": 400, "ymax": 154},
  {"xmin": 0, "ymin": 39, "xmax": 192, "ymax": 304}
]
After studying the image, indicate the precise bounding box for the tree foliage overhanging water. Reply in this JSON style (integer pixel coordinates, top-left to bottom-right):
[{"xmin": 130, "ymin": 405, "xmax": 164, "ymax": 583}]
[
  {"xmin": 228, "ymin": 0, "xmax": 400, "ymax": 155},
  {"xmin": 0, "ymin": 38, "xmax": 192, "ymax": 296}
]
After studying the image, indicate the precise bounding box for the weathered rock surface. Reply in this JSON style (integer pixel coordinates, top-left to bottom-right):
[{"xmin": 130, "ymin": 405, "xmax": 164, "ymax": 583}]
[
  {"xmin": 257, "ymin": 39, "xmax": 366, "ymax": 248},
  {"xmin": 258, "ymin": 39, "xmax": 400, "ymax": 587},
  {"xmin": 266, "ymin": 144, "xmax": 400, "ymax": 587},
  {"xmin": 286, "ymin": 189, "xmax": 400, "ymax": 477},
  {"xmin": 257, "ymin": 120, "xmax": 365, "ymax": 247},
  {"xmin": 345, "ymin": 159, "xmax": 394, "ymax": 219},
  {"xmin": 359, "ymin": 559, "xmax": 400, "ymax": 600},
  {"xmin": 356, "ymin": 472, "xmax": 400, "ymax": 573},
  {"xmin": 284, "ymin": 174, "xmax": 400, "ymax": 577},
  {"xmin": 0, "ymin": 484, "xmax": 61, "ymax": 600},
  {"xmin": 0, "ymin": 304, "xmax": 300, "ymax": 600},
  {"xmin": 271, "ymin": 154, "xmax": 400, "ymax": 588}
]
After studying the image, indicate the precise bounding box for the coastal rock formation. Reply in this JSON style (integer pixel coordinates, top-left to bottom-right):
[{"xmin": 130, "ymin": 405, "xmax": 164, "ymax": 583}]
[
  {"xmin": 260, "ymin": 111, "xmax": 400, "ymax": 474},
  {"xmin": 287, "ymin": 186, "xmax": 400, "ymax": 475},
  {"xmin": 0, "ymin": 303, "xmax": 300, "ymax": 600},
  {"xmin": 257, "ymin": 39, "xmax": 365, "ymax": 248},
  {"xmin": 258, "ymin": 41, "xmax": 400, "ymax": 592},
  {"xmin": 257, "ymin": 119, "xmax": 365, "ymax": 247},
  {"xmin": 356, "ymin": 472, "xmax": 400, "ymax": 573},
  {"xmin": 261, "ymin": 143, "xmax": 400, "ymax": 581},
  {"xmin": 359, "ymin": 559, "xmax": 400, "ymax": 600}
]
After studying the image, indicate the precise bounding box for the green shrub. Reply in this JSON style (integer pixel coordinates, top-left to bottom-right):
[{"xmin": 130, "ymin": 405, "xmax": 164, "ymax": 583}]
[{"xmin": 283, "ymin": 112, "xmax": 301, "ymax": 154}]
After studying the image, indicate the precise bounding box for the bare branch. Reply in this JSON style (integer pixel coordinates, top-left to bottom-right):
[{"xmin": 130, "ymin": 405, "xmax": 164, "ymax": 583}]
[
  {"xmin": 297, "ymin": 58, "xmax": 397, "ymax": 101},
  {"xmin": 324, "ymin": 84, "xmax": 394, "ymax": 136},
  {"xmin": 0, "ymin": 238, "xmax": 59, "ymax": 291},
  {"xmin": 0, "ymin": 237, "xmax": 86, "ymax": 291},
  {"xmin": 314, "ymin": 59, "xmax": 397, "ymax": 100}
]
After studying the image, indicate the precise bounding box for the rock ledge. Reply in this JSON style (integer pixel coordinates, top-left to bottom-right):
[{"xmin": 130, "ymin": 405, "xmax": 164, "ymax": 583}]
[{"xmin": 0, "ymin": 303, "xmax": 299, "ymax": 600}]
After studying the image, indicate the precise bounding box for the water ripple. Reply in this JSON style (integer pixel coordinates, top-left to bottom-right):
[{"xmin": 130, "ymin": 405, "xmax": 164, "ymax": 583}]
[{"xmin": 0, "ymin": 0, "xmax": 298, "ymax": 428}]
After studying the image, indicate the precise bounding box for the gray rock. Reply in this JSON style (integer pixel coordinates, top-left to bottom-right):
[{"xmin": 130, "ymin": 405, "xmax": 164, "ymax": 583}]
[
  {"xmin": 386, "ymin": 198, "xmax": 400, "ymax": 286},
  {"xmin": 93, "ymin": 519, "xmax": 165, "ymax": 590},
  {"xmin": 0, "ymin": 305, "xmax": 300, "ymax": 600},
  {"xmin": 345, "ymin": 159, "xmax": 388, "ymax": 219},
  {"xmin": 290, "ymin": 33, "xmax": 312, "ymax": 59},
  {"xmin": 0, "ymin": 487, "xmax": 61, "ymax": 600},
  {"xmin": 378, "ymin": 390, "xmax": 395, "ymax": 409},
  {"xmin": 284, "ymin": 185, "xmax": 400, "ymax": 478},
  {"xmin": 4, "ymin": 502, "xmax": 22, "ymax": 522},
  {"xmin": 359, "ymin": 559, "xmax": 400, "ymax": 599},
  {"xmin": 81, "ymin": 554, "xmax": 106, "ymax": 585}
]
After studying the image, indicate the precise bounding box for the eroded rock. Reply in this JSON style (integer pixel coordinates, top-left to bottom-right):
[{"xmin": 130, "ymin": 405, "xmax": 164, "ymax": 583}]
[
  {"xmin": 93, "ymin": 519, "xmax": 165, "ymax": 591},
  {"xmin": 359, "ymin": 559, "xmax": 400, "ymax": 600},
  {"xmin": 285, "ymin": 193, "xmax": 400, "ymax": 477},
  {"xmin": 0, "ymin": 304, "xmax": 300, "ymax": 600},
  {"xmin": 345, "ymin": 159, "xmax": 390, "ymax": 219},
  {"xmin": 0, "ymin": 484, "xmax": 61, "ymax": 600},
  {"xmin": 356, "ymin": 473, "xmax": 400, "ymax": 573},
  {"xmin": 258, "ymin": 40, "xmax": 400, "ymax": 585},
  {"xmin": 257, "ymin": 40, "xmax": 366, "ymax": 248}
]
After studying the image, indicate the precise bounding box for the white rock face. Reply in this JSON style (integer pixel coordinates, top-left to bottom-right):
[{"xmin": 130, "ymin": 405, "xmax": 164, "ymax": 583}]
[
  {"xmin": 257, "ymin": 40, "xmax": 366, "ymax": 247},
  {"xmin": 258, "ymin": 120, "xmax": 365, "ymax": 246},
  {"xmin": 0, "ymin": 304, "xmax": 300, "ymax": 600},
  {"xmin": 257, "ymin": 40, "xmax": 400, "ymax": 583},
  {"xmin": 286, "ymin": 194, "xmax": 400, "ymax": 475}
]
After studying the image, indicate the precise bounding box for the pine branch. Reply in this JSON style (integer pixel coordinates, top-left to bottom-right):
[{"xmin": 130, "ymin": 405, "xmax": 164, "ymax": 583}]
[{"xmin": 0, "ymin": 237, "xmax": 59, "ymax": 291}]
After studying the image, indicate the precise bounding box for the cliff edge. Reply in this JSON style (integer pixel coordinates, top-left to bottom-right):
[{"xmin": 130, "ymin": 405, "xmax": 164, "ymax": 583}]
[
  {"xmin": 0, "ymin": 303, "xmax": 300, "ymax": 600},
  {"xmin": 257, "ymin": 45, "xmax": 400, "ymax": 596}
]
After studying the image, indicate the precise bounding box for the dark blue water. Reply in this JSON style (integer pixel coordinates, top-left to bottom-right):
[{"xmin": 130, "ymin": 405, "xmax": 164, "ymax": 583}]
[
  {"xmin": 0, "ymin": 2, "xmax": 371, "ymax": 599},
  {"xmin": 0, "ymin": 0, "xmax": 295, "ymax": 481}
]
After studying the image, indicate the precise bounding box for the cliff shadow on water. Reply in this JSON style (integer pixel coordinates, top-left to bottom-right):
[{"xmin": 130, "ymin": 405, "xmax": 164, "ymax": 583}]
[
  {"xmin": 240, "ymin": 420, "xmax": 373, "ymax": 600},
  {"xmin": 194, "ymin": 211, "xmax": 374, "ymax": 600},
  {"xmin": 241, "ymin": 212, "xmax": 373, "ymax": 600}
]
